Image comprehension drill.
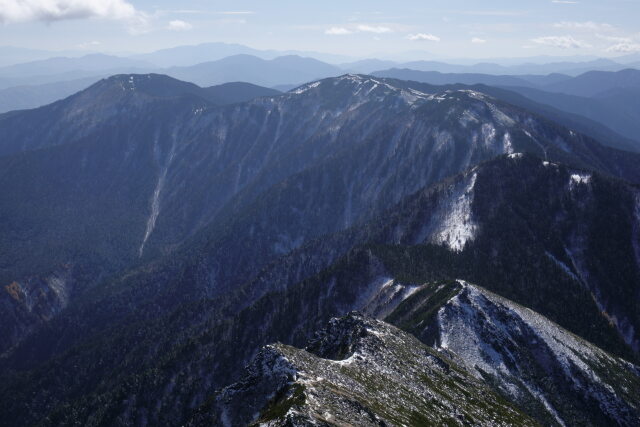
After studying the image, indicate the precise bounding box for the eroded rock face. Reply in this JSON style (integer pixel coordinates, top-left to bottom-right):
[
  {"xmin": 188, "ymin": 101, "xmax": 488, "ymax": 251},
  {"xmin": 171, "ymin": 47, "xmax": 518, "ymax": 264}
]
[
  {"xmin": 0, "ymin": 265, "xmax": 74, "ymax": 353},
  {"xmin": 191, "ymin": 313, "xmax": 533, "ymax": 426}
]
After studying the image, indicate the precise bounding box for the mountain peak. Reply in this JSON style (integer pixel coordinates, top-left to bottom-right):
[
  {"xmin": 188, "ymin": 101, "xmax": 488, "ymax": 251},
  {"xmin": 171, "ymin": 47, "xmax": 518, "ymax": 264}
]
[
  {"xmin": 289, "ymin": 74, "xmax": 438, "ymax": 108},
  {"xmin": 98, "ymin": 73, "xmax": 202, "ymax": 98},
  {"xmin": 290, "ymin": 74, "xmax": 500, "ymax": 109}
]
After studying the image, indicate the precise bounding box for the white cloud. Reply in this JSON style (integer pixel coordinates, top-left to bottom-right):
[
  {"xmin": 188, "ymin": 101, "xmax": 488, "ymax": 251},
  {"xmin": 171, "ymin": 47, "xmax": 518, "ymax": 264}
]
[
  {"xmin": 553, "ymin": 21, "xmax": 614, "ymax": 31},
  {"xmin": 531, "ymin": 35, "xmax": 591, "ymax": 49},
  {"xmin": 325, "ymin": 24, "xmax": 392, "ymax": 35},
  {"xmin": 551, "ymin": 0, "xmax": 579, "ymax": 3},
  {"xmin": 157, "ymin": 10, "xmax": 254, "ymax": 16},
  {"xmin": 471, "ymin": 37, "xmax": 487, "ymax": 44},
  {"xmin": 407, "ymin": 33, "xmax": 440, "ymax": 41},
  {"xmin": 166, "ymin": 20, "xmax": 192, "ymax": 31},
  {"xmin": 606, "ymin": 42, "xmax": 640, "ymax": 53},
  {"xmin": 0, "ymin": 0, "xmax": 138, "ymax": 23},
  {"xmin": 597, "ymin": 34, "xmax": 632, "ymax": 43},
  {"xmin": 356, "ymin": 24, "xmax": 392, "ymax": 34},
  {"xmin": 325, "ymin": 27, "xmax": 353, "ymax": 35}
]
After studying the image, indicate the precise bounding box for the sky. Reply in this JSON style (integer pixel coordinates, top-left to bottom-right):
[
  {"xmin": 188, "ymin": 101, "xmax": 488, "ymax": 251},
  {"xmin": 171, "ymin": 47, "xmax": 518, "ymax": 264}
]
[{"xmin": 1, "ymin": 0, "xmax": 639, "ymax": 60}]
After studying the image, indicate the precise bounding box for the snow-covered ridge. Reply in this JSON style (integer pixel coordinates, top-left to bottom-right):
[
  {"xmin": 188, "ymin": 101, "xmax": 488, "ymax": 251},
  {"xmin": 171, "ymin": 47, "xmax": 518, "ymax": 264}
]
[
  {"xmin": 290, "ymin": 74, "xmax": 434, "ymax": 107},
  {"xmin": 291, "ymin": 80, "xmax": 321, "ymax": 94},
  {"xmin": 436, "ymin": 281, "xmax": 640, "ymax": 425},
  {"xmin": 204, "ymin": 313, "xmax": 534, "ymax": 426},
  {"xmin": 289, "ymin": 74, "xmax": 506, "ymax": 111}
]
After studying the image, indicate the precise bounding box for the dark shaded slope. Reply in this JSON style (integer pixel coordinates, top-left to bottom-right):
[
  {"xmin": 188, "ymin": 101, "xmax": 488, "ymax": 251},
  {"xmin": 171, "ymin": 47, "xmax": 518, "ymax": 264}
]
[{"xmin": 2, "ymin": 155, "xmax": 639, "ymax": 426}]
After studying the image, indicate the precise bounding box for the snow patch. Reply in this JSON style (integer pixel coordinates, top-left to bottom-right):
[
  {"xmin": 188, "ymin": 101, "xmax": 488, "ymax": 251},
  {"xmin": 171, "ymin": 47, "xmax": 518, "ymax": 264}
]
[
  {"xmin": 503, "ymin": 132, "xmax": 514, "ymax": 154},
  {"xmin": 428, "ymin": 173, "xmax": 478, "ymax": 252},
  {"xmin": 292, "ymin": 81, "xmax": 321, "ymax": 94},
  {"xmin": 569, "ymin": 173, "xmax": 591, "ymax": 190},
  {"xmin": 480, "ymin": 123, "xmax": 496, "ymax": 147},
  {"xmin": 458, "ymin": 89, "xmax": 488, "ymax": 100}
]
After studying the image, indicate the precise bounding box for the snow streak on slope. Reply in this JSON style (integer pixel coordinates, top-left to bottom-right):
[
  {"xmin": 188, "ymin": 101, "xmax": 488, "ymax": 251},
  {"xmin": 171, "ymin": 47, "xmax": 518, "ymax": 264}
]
[
  {"xmin": 139, "ymin": 138, "xmax": 177, "ymax": 257},
  {"xmin": 360, "ymin": 277, "xmax": 421, "ymax": 319}
]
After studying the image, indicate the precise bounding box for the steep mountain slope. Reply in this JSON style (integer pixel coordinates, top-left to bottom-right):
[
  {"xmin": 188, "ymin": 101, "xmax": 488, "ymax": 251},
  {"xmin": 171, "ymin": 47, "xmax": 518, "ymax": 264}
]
[
  {"xmin": 2, "ymin": 155, "xmax": 638, "ymax": 426},
  {"xmin": 4, "ymin": 72, "xmax": 632, "ymax": 280},
  {"xmin": 389, "ymin": 281, "xmax": 640, "ymax": 426},
  {"xmin": 190, "ymin": 313, "xmax": 534, "ymax": 426},
  {"xmin": 197, "ymin": 302, "xmax": 640, "ymax": 427},
  {"xmin": 2, "ymin": 74, "xmax": 640, "ymax": 425},
  {"xmin": 0, "ymin": 75, "xmax": 279, "ymax": 351},
  {"xmin": 2, "ymin": 73, "xmax": 640, "ymax": 359},
  {"xmin": 369, "ymin": 155, "xmax": 640, "ymax": 358},
  {"xmin": 0, "ymin": 74, "xmax": 211, "ymax": 156}
]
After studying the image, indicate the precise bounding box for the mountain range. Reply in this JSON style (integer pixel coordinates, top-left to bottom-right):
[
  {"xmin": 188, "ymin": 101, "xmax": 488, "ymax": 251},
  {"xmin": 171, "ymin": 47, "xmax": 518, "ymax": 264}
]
[
  {"xmin": 2, "ymin": 53, "xmax": 640, "ymax": 159},
  {"xmin": 0, "ymin": 72, "xmax": 639, "ymax": 426}
]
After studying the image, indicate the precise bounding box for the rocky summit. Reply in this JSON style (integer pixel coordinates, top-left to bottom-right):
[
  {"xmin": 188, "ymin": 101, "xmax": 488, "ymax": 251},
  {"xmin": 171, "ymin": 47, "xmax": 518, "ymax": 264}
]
[{"xmin": 191, "ymin": 312, "xmax": 534, "ymax": 426}]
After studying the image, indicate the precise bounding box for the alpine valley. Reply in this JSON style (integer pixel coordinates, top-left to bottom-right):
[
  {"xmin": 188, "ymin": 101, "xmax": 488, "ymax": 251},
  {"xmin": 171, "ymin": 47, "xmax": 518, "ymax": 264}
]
[{"xmin": 1, "ymin": 72, "xmax": 639, "ymax": 427}]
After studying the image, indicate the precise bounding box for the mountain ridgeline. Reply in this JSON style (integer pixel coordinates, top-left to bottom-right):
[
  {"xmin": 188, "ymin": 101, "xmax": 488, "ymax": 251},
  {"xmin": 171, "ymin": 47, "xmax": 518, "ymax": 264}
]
[{"xmin": 0, "ymin": 73, "xmax": 639, "ymax": 426}]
